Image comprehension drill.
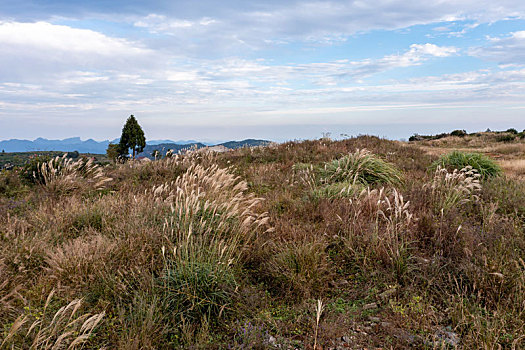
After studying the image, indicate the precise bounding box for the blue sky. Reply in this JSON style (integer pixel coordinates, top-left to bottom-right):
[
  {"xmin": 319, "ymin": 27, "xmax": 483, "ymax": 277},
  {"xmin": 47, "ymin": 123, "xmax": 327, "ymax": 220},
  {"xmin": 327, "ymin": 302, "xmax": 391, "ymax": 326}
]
[{"xmin": 1, "ymin": 1, "xmax": 524, "ymax": 141}]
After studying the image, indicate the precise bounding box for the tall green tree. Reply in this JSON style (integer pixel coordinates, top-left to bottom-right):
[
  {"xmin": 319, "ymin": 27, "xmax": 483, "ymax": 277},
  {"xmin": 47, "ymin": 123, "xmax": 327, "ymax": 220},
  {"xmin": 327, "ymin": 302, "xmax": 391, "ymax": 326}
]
[
  {"xmin": 106, "ymin": 143, "xmax": 120, "ymax": 163},
  {"xmin": 118, "ymin": 115, "xmax": 146, "ymax": 159}
]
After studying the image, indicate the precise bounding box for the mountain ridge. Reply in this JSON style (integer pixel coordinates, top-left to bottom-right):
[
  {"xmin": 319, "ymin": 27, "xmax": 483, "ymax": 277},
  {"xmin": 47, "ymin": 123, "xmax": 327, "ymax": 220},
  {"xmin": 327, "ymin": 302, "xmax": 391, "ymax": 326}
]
[{"xmin": 0, "ymin": 137, "xmax": 271, "ymax": 154}]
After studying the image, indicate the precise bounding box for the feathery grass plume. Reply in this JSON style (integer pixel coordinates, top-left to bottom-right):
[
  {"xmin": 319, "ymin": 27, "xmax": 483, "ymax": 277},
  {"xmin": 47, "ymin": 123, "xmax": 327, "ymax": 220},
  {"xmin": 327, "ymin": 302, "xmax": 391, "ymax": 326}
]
[
  {"xmin": 313, "ymin": 299, "xmax": 324, "ymax": 350},
  {"xmin": 153, "ymin": 163, "xmax": 270, "ymax": 327},
  {"xmin": 293, "ymin": 163, "xmax": 318, "ymax": 192},
  {"xmin": 374, "ymin": 188, "xmax": 415, "ymax": 281},
  {"xmin": 322, "ymin": 149, "xmax": 403, "ymax": 186},
  {"xmin": 2, "ymin": 291, "xmax": 104, "ymax": 349},
  {"xmin": 35, "ymin": 155, "xmax": 111, "ymax": 194},
  {"xmin": 428, "ymin": 166, "xmax": 482, "ymax": 213},
  {"xmin": 344, "ymin": 187, "xmax": 415, "ymax": 281},
  {"xmin": 432, "ymin": 150, "xmax": 502, "ymax": 178}
]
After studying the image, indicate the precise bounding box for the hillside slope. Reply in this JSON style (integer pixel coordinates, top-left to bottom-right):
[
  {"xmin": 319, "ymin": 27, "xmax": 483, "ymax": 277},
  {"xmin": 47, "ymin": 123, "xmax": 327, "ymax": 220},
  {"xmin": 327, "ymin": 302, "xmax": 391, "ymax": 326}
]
[{"xmin": 0, "ymin": 136, "xmax": 524, "ymax": 349}]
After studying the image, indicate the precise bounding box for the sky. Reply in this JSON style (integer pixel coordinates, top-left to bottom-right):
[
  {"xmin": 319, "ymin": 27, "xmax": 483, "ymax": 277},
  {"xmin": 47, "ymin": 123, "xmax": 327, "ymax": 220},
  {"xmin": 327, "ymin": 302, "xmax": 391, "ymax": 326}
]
[{"xmin": 0, "ymin": 1, "xmax": 524, "ymax": 142}]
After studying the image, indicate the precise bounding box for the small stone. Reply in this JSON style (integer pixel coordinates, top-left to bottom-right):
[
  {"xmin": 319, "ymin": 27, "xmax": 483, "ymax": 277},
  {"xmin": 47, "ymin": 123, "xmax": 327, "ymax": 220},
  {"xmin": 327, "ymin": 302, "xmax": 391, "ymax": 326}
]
[
  {"xmin": 434, "ymin": 329, "xmax": 460, "ymax": 347},
  {"xmin": 341, "ymin": 335, "xmax": 350, "ymax": 343},
  {"xmin": 378, "ymin": 288, "xmax": 397, "ymax": 300},
  {"xmin": 380, "ymin": 322, "xmax": 392, "ymax": 328},
  {"xmin": 368, "ymin": 316, "xmax": 381, "ymax": 322},
  {"xmin": 268, "ymin": 335, "xmax": 277, "ymax": 346},
  {"xmin": 363, "ymin": 302, "xmax": 378, "ymax": 310}
]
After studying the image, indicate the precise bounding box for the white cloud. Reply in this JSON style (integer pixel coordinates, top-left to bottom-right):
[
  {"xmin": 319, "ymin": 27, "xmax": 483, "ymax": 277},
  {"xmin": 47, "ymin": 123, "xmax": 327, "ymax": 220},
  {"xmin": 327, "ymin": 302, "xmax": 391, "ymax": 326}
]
[
  {"xmin": 471, "ymin": 31, "xmax": 525, "ymax": 66},
  {"xmin": 1, "ymin": 2, "xmax": 524, "ymax": 140},
  {"xmin": 128, "ymin": 1, "xmax": 525, "ymax": 53},
  {"xmin": 0, "ymin": 21, "xmax": 156, "ymax": 82},
  {"xmin": 134, "ymin": 14, "xmax": 217, "ymax": 33},
  {"xmin": 0, "ymin": 21, "xmax": 149, "ymax": 56},
  {"xmin": 410, "ymin": 43, "xmax": 457, "ymax": 57}
]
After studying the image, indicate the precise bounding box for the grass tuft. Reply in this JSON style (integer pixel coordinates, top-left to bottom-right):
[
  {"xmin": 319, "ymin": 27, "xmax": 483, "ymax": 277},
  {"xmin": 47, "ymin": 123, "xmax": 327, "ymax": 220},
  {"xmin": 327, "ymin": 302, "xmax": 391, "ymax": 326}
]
[
  {"xmin": 321, "ymin": 149, "xmax": 403, "ymax": 186},
  {"xmin": 431, "ymin": 150, "xmax": 502, "ymax": 178}
]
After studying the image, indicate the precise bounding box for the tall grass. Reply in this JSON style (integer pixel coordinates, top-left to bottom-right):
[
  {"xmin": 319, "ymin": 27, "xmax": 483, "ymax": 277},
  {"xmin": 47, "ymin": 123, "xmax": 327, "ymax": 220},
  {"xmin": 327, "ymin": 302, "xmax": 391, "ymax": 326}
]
[
  {"xmin": 154, "ymin": 163, "xmax": 270, "ymax": 328},
  {"xmin": 1, "ymin": 136, "xmax": 525, "ymax": 348},
  {"xmin": 432, "ymin": 150, "xmax": 502, "ymax": 178},
  {"xmin": 428, "ymin": 165, "xmax": 482, "ymax": 213},
  {"xmin": 35, "ymin": 155, "xmax": 111, "ymax": 194},
  {"xmin": 322, "ymin": 149, "xmax": 403, "ymax": 186},
  {"xmin": 2, "ymin": 291, "xmax": 104, "ymax": 349}
]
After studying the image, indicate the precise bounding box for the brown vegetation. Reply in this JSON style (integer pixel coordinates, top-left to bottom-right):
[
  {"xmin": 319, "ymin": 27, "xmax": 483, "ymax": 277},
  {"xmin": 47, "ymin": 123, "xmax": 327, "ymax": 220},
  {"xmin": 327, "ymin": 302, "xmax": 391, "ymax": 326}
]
[{"xmin": 1, "ymin": 136, "xmax": 524, "ymax": 348}]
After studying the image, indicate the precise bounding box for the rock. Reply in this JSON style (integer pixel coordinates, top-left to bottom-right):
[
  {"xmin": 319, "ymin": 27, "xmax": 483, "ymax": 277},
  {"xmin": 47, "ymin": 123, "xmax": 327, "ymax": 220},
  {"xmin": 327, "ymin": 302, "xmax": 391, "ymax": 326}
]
[
  {"xmin": 434, "ymin": 329, "xmax": 460, "ymax": 347},
  {"xmin": 363, "ymin": 302, "xmax": 378, "ymax": 310},
  {"xmin": 393, "ymin": 329, "xmax": 421, "ymax": 345},
  {"xmin": 341, "ymin": 335, "xmax": 350, "ymax": 343},
  {"xmin": 378, "ymin": 288, "xmax": 397, "ymax": 300},
  {"xmin": 268, "ymin": 335, "xmax": 277, "ymax": 347},
  {"xmin": 380, "ymin": 322, "xmax": 392, "ymax": 328},
  {"xmin": 368, "ymin": 316, "xmax": 380, "ymax": 322}
]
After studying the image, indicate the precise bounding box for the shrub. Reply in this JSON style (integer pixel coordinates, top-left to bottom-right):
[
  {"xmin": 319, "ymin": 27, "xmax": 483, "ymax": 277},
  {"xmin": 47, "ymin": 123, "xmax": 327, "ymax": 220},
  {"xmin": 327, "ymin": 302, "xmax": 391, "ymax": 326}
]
[
  {"xmin": 496, "ymin": 134, "xmax": 515, "ymax": 143},
  {"xmin": 21, "ymin": 154, "xmax": 52, "ymax": 184},
  {"xmin": 432, "ymin": 151, "xmax": 502, "ymax": 178},
  {"xmin": 506, "ymin": 128, "xmax": 518, "ymax": 134},
  {"xmin": 0, "ymin": 169, "xmax": 26, "ymax": 197},
  {"xmin": 451, "ymin": 129, "xmax": 467, "ymax": 137},
  {"xmin": 321, "ymin": 149, "xmax": 403, "ymax": 186}
]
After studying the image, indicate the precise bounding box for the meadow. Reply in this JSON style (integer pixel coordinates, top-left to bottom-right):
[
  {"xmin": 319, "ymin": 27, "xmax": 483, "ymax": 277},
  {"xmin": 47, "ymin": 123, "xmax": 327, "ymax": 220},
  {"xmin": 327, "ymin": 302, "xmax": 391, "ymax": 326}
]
[{"xmin": 1, "ymin": 133, "xmax": 524, "ymax": 349}]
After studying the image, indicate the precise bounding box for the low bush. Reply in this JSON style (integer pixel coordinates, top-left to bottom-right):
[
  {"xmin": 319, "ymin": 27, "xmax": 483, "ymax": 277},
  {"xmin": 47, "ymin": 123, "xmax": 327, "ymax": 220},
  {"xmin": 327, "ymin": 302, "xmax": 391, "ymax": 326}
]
[
  {"xmin": 0, "ymin": 169, "xmax": 27, "ymax": 197},
  {"xmin": 20, "ymin": 154, "xmax": 52, "ymax": 184},
  {"xmin": 432, "ymin": 151, "xmax": 502, "ymax": 178},
  {"xmin": 451, "ymin": 129, "xmax": 467, "ymax": 137},
  {"xmin": 496, "ymin": 134, "xmax": 515, "ymax": 143}
]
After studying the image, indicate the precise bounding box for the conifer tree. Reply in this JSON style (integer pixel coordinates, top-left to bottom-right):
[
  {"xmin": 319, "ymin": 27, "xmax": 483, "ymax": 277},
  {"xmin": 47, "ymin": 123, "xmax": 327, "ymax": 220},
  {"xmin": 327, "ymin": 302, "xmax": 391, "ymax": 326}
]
[{"xmin": 118, "ymin": 115, "xmax": 146, "ymax": 159}]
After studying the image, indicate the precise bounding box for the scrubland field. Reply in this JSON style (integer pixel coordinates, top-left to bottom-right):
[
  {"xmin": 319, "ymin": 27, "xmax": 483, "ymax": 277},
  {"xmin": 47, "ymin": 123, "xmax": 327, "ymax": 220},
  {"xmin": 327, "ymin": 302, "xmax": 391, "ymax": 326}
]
[{"xmin": 1, "ymin": 134, "xmax": 524, "ymax": 349}]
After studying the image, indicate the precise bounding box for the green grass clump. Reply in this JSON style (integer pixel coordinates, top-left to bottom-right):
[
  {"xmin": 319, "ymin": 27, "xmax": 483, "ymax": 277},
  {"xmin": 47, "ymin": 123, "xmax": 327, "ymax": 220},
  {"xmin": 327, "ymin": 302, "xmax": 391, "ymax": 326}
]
[
  {"xmin": 322, "ymin": 149, "xmax": 403, "ymax": 186},
  {"xmin": 311, "ymin": 181, "xmax": 363, "ymax": 200},
  {"xmin": 162, "ymin": 259, "xmax": 236, "ymax": 326},
  {"xmin": 432, "ymin": 151, "xmax": 502, "ymax": 178}
]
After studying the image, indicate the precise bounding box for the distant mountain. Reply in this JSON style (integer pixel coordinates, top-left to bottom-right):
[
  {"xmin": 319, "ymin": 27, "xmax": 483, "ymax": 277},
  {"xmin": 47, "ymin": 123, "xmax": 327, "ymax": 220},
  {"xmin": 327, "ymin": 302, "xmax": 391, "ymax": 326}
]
[
  {"xmin": 0, "ymin": 138, "xmax": 112, "ymax": 154},
  {"xmin": 219, "ymin": 139, "xmax": 272, "ymax": 149},
  {"xmin": 0, "ymin": 138, "xmax": 271, "ymax": 154},
  {"xmin": 146, "ymin": 139, "xmax": 218, "ymax": 146},
  {"xmin": 138, "ymin": 139, "xmax": 272, "ymax": 158}
]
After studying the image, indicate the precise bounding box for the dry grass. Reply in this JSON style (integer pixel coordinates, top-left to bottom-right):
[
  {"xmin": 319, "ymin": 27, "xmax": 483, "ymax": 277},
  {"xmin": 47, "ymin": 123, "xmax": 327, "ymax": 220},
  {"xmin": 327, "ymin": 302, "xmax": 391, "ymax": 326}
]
[
  {"xmin": 499, "ymin": 159, "xmax": 525, "ymax": 179},
  {"xmin": 1, "ymin": 136, "xmax": 524, "ymax": 349},
  {"xmin": 36, "ymin": 155, "xmax": 112, "ymax": 195},
  {"xmin": 1, "ymin": 291, "xmax": 104, "ymax": 349}
]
